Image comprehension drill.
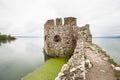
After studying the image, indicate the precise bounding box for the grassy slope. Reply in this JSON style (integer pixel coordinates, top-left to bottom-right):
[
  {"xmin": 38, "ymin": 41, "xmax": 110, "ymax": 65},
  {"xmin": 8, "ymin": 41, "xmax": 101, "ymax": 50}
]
[{"xmin": 22, "ymin": 58, "xmax": 67, "ymax": 80}]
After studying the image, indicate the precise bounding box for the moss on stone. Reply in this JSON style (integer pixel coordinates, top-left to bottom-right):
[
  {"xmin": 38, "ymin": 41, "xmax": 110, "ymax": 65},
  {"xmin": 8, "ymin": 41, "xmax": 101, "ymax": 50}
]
[
  {"xmin": 90, "ymin": 62, "xmax": 94, "ymax": 67},
  {"xmin": 49, "ymin": 48, "xmax": 56, "ymax": 55},
  {"xmin": 43, "ymin": 49, "xmax": 57, "ymax": 60},
  {"xmin": 108, "ymin": 58, "xmax": 117, "ymax": 66},
  {"xmin": 84, "ymin": 54, "xmax": 87, "ymax": 59},
  {"xmin": 115, "ymin": 71, "xmax": 120, "ymax": 80},
  {"xmin": 64, "ymin": 48, "xmax": 74, "ymax": 59}
]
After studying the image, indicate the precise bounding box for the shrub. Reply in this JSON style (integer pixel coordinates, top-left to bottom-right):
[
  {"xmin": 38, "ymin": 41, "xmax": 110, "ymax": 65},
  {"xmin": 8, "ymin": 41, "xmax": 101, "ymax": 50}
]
[
  {"xmin": 108, "ymin": 58, "xmax": 117, "ymax": 66},
  {"xmin": 115, "ymin": 71, "xmax": 120, "ymax": 80}
]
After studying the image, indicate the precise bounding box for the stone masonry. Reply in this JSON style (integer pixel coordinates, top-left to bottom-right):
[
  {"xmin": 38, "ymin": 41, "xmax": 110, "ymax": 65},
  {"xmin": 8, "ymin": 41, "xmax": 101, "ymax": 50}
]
[
  {"xmin": 44, "ymin": 17, "xmax": 92, "ymax": 57},
  {"xmin": 55, "ymin": 27, "xmax": 88, "ymax": 80},
  {"xmin": 55, "ymin": 39, "xmax": 86, "ymax": 80}
]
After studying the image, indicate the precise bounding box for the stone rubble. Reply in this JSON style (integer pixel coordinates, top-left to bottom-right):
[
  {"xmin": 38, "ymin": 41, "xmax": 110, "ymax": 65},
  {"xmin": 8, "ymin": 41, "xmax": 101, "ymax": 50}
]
[
  {"xmin": 114, "ymin": 67, "xmax": 120, "ymax": 72},
  {"xmin": 85, "ymin": 59, "xmax": 93, "ymax": 68}
]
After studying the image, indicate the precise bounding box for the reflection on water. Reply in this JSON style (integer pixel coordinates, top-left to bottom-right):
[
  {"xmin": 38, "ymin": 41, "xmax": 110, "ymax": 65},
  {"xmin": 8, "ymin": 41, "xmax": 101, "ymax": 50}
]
[
  {"xmin": 93, "ymin": 38, "xmax": 120, "ymax": 64},
  {"xmin": 0, "ymin": 39, "xmax": 15, "ymax": 46},
  {"xmin": 0, "ymin": 38, "xmax": 44, "ymax": 80}
]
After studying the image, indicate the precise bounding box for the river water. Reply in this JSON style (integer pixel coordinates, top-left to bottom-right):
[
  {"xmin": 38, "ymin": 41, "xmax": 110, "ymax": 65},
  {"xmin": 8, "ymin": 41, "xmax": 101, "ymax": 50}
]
[
  {"xmin": 0, "ymin": 37, "xmax": 120, "ymax": 80},
  {"xmin": 0, "ymin": 38, "xmax": 44, "ymax": 80}
]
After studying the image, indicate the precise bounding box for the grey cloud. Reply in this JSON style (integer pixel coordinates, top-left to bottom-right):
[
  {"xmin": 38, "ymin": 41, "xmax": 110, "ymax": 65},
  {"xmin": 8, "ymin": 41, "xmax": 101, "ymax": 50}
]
[
  {"xmin": 50, "ymin": 0, "xmax": 120, "ymax": 36},
  {"xmin": 0, "ymin": 21, "xmax": 11, "ymax": 30},
  {"xmin": 0, "ymin": 0, "xmax": 120, "ymax": 36},
  {"xmin": 0, "ymin": 0, "xmax": 7, "ymax": 9},
  {"xmin": 24, "ymin": 22, "xmax": 42, "ymax": 33}
]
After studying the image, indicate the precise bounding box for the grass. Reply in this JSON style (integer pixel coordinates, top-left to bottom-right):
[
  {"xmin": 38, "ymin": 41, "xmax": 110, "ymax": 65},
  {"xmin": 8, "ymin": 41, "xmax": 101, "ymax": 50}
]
[
  {"xmin": 108, "ymin": 58, "xmax": 117, "ymax": 66},
  {"xmin": 84, "ymin": 54, "xmax": 87, "ymax": 59},
  {"xmin": 108, "ymin": 58, "xmax": 120, "ymax": 80},
  {"xmin": 90, "ymin": 62, "xmax": 94, "ymax": 67},
  {"xmin": 115, "ymin": 71, "xmax": 120, "ymax": 80},
  {"xmin": 22, "ymin": 58, "xmax": 67, "ymax": 80}
]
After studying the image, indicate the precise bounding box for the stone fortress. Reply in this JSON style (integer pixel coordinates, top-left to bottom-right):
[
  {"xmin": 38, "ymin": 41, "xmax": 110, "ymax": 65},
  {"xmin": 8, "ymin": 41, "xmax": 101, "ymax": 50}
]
[
  {"xmin": 44, "ymin": 17, "xmax": 92, "ymax": 57},
  {"xmin": 44, "ymin": 17, "xmax": 118, "ymax": 80},
  {"xmin": 22, "ymin": 17, "xmax": 119, "ymax": 80}
]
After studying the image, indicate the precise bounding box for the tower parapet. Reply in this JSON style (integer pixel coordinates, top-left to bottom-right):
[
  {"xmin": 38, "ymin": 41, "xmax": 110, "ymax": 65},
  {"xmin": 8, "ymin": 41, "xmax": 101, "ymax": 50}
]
[
  {"xmin": 56, "ymin": 18, "xmax": 62, "ymax": 25},
  {"xmin": 44, "ymin": 19, "xmax": 54, "ymax": 26},
  {"xmin": 64, "ymin": 17, "xmax": 76, "ymax": 26},
  {"xmin": 44, "ymin": 17, "xmax": 92, "ymax": 57}
]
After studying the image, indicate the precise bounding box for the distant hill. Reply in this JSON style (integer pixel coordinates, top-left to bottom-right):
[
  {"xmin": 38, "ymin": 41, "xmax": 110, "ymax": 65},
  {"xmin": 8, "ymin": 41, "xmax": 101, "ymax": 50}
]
[
  {"xmin": 94, "ymin": 36, "xmax": 120, "ymax": 38},
  {"xmin": 16, "ymin": 36, "xmax": 42, "ymax": 38}
]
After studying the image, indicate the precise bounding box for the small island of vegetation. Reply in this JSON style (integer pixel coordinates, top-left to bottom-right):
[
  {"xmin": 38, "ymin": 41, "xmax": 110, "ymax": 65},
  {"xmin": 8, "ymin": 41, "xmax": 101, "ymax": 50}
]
[
  {"xmin": 0, "ymin": 32, "xmax": 16, "ymax": 45},
  {"xmin": 0, "ymin": 33, "xmax": 16, "ymax": 40}
]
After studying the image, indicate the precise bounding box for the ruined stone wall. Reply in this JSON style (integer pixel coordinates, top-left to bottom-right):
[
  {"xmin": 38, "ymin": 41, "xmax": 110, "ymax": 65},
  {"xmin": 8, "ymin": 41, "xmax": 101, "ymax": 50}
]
[
  {"xmin": 55, "ymin": 29, "xmax": 92, "ymax": 80},
  {"xmin": 55, "ymin": 39, "xmax": 86, "ymax": 80},
  {"xmin": 44, "ymin": 17, "xmax": 92, "ymax": 57},
  {"xmin": 80, "ymin": 24, "xmax": 92, "ymax": 42}
]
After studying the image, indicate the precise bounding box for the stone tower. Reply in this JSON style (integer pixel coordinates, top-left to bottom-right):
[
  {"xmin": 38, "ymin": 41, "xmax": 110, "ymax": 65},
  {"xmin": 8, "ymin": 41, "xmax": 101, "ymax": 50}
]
[{"xmin": 44, "ymin": 17, "xmax": 92, "ymax": 57}]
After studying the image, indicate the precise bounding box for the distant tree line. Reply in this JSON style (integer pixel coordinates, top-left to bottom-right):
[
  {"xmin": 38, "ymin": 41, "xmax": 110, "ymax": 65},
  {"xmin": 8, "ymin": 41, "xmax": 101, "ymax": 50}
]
[{"xmin": 0, "ymin": 32, "xmax": 16, "ymax": 40}]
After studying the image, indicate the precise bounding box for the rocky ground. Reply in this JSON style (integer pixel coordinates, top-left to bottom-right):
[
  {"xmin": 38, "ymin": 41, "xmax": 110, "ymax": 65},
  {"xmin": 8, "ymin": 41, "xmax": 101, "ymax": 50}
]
[
  {"xmin": 85, "ymin": 43, "xmax": 116, "ymax": 80},
  {"xmin": 55, "ymin": 41, "xmax": 120, "ymax": 80}
]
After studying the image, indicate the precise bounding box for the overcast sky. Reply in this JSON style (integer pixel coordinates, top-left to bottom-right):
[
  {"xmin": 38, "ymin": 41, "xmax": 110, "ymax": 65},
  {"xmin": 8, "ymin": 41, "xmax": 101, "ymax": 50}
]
[{"xmin": 0, "ymin": 0, "xmax": 120, "ymax": 37}]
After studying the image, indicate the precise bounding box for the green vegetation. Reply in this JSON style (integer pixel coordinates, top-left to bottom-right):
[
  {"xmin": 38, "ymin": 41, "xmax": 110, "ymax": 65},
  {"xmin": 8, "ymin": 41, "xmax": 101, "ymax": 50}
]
[
  {"xmin": 64, "ymin": 48, "xmax": 74, "ymax": 59},
  {"xmin": 43, "ymin": 49, "xmax": 56, "ymax": 61},
  {"xmin": 84, "ymin": 54, "xmax": 87, "ymax": 59},
  {"xmin": 115, "ymin": 71, "xmax": 120, "ymax": 80},
  {"xmin": 102, "ymin": 50, "xmax": 120, "ymax": 80},
  {"xmin": 0, "ymin": 33, "xmax": 16, "ymax": 40},
  {"xmin": 43, "ymin": 48, "xmax": 74, "ymax": 60},
  {"xmin": 108, "ymin": 58, "xmax": 117, "ymax": 66},
  {"xmin": 107, "ymin": 57, "xmax": 120, "ymax": 80},
  {"xmin": 90, "ymin": 62, "xmax": 94, "ymax": 67},
  {"xmin": 0, "ymin": 33, "xmax": 16, "ymax": 45},
  {"xmin": 22, "ymin": 58, "xmax": 67, "ymax": 80}
]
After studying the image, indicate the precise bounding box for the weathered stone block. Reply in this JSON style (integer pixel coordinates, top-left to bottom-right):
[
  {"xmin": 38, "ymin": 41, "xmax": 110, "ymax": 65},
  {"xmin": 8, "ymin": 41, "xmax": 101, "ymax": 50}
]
[
  {"xmin": 56, "ymin": 18, "xmax": 62, "ymax": 25},
  {"xmin": 64, "ymin": 17, "xmax": 76, "ymax": 26},
  {"xmin": 44, "ymin": 19, "xmax": 54, "ymax": 26}
]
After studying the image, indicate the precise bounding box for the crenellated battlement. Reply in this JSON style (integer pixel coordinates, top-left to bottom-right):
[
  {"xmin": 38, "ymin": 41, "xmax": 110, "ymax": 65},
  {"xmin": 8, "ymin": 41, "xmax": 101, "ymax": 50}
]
[
  {"xmin": 56, "ymin": 18, "xmax": 62, "ymax": 25},
  {"xmin": 44, "ymin": 17, "xmax": 77, "ymax": 27},
  {"xmin": 44, "ymin": 19, "xmax": 54, "ymax": 26},
  {"xmin": 44, "ymin": 17, "xmax": 92, "ymax": 57},
  {"xmin": 64, "ymin": 17, "xmax": 76, "ymax": 26}
]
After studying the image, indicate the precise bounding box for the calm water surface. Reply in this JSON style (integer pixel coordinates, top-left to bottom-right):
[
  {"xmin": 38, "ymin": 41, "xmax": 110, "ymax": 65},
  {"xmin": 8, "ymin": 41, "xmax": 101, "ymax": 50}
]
[
  {"xmin": 0, "ymin": 38, "xmax": 120, "ymax": 80},
  {"xmin": 93, "ymin": 38, "xmax": 120, "ymax": 64},
  {"xmin": 0, "ymin": 38, "xmax": 44, "ymax": 80}
]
